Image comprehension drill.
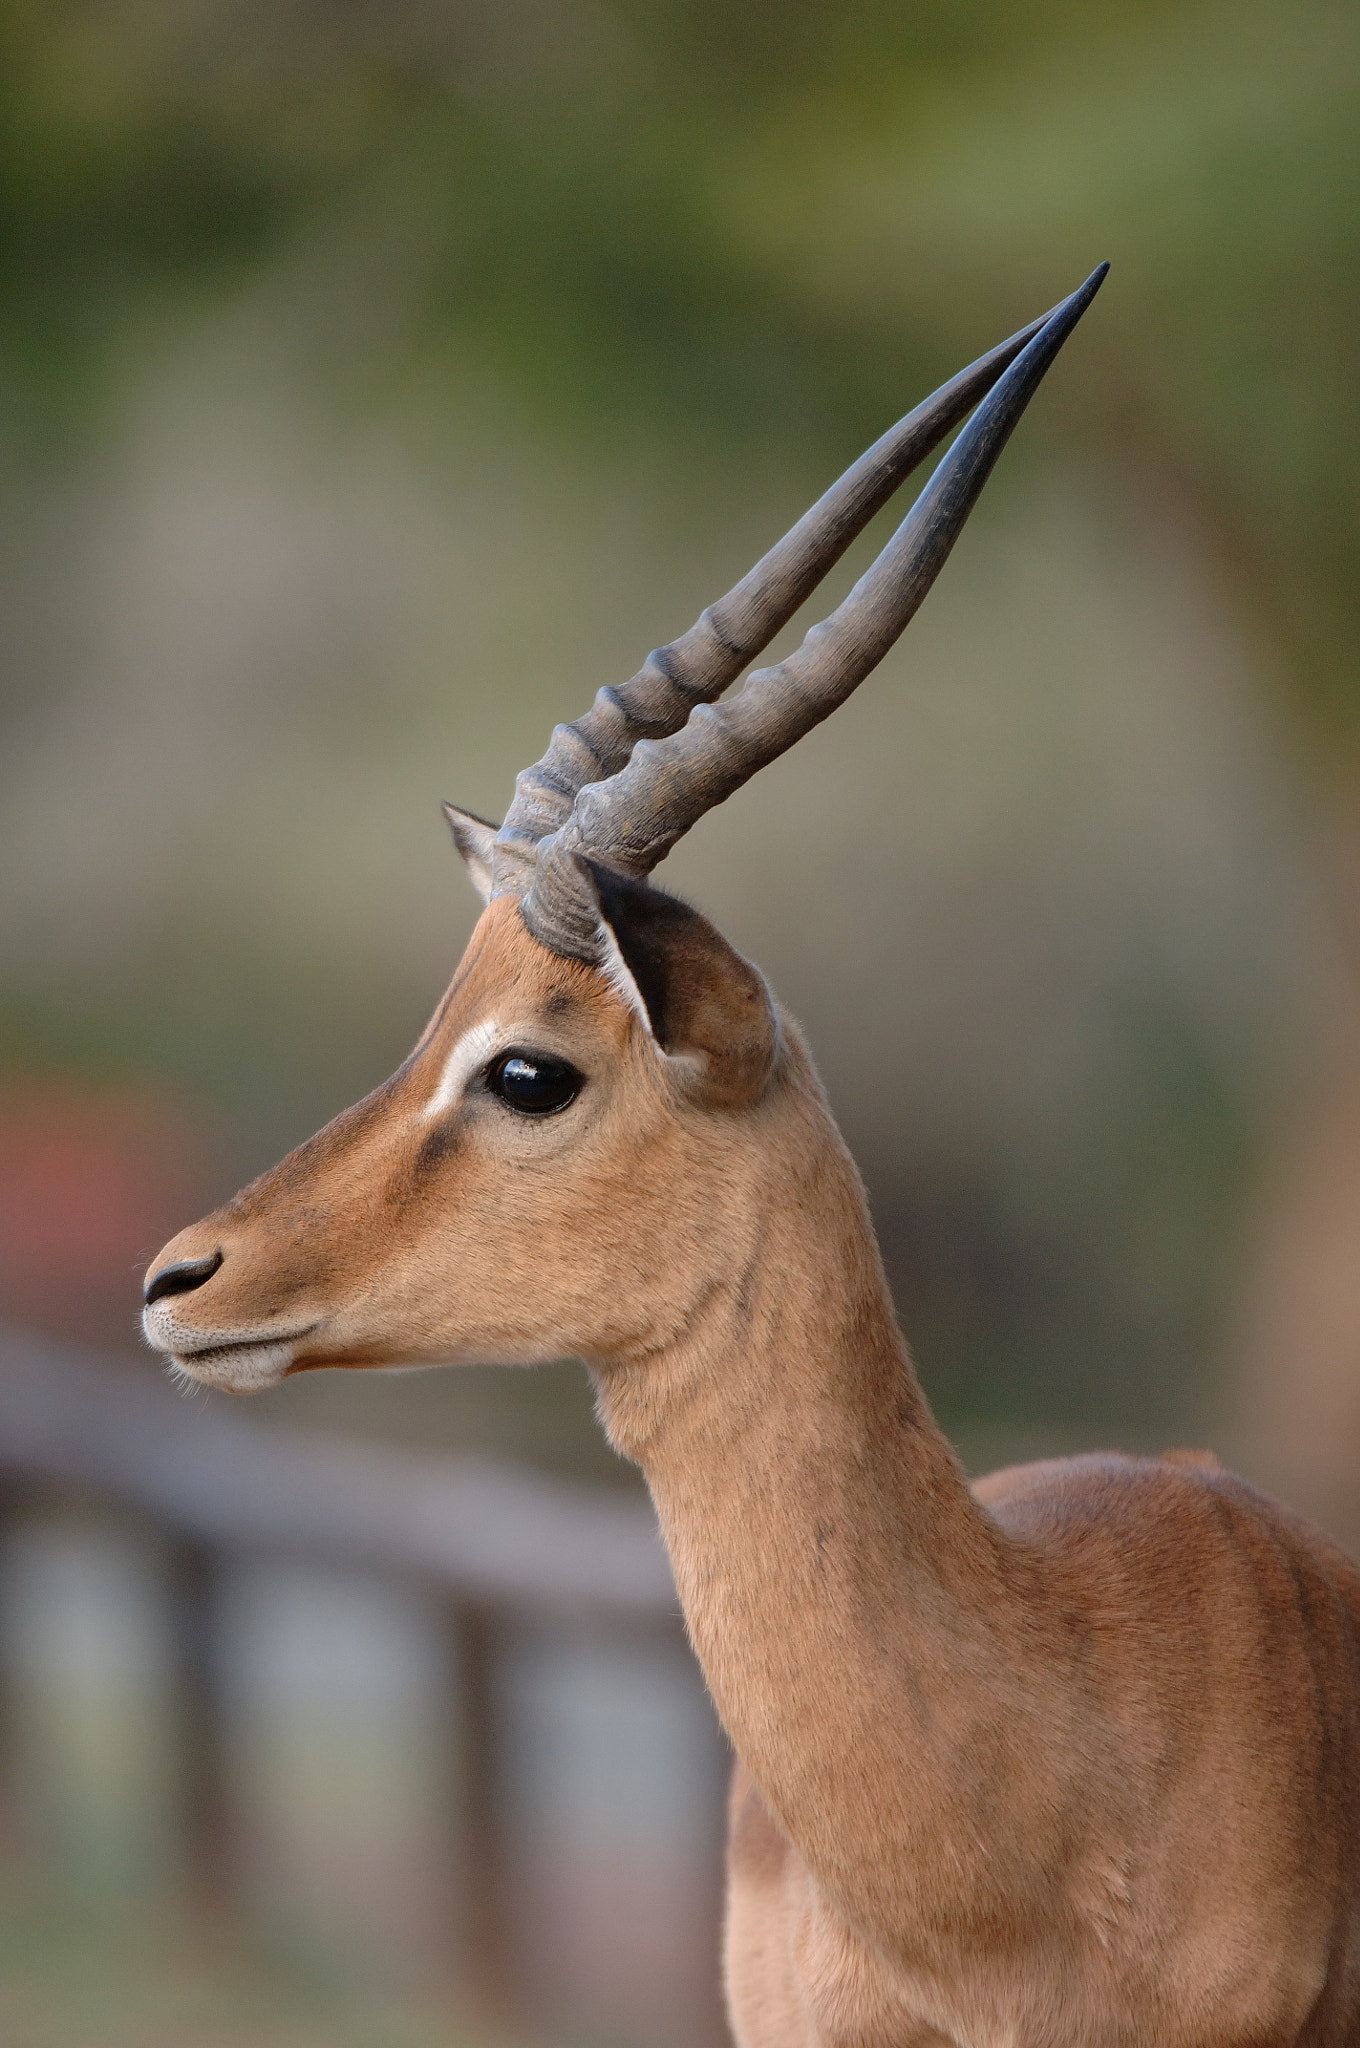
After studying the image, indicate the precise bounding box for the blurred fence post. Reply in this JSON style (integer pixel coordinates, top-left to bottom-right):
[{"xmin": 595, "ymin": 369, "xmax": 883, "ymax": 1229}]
[
  {"xmin": 165, "ymin": 1531, "xmax": 231, "ymax": 1907},
  {"xmin": 0, "ymin": 1326, "xmax": 717, "ymax": 2047},
  {"xmin": 448, "ymin": 1599, "xmax": 508, "ymax": 2018},
  {"xmin": 0, "ymin": 1479, "xmax": 21, "ymax": 1855}
]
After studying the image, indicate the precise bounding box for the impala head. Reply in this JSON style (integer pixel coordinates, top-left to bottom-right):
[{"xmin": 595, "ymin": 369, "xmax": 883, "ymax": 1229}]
[{"xmin": 143, "ymin": 266, "xmax": 1107, "ymax": 1395}]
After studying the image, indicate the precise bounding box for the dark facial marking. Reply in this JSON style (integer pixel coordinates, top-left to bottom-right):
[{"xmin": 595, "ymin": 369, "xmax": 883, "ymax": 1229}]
[{"xmin": 414, "ymin": 1118, "xmax": 462, "ymax": 1178}]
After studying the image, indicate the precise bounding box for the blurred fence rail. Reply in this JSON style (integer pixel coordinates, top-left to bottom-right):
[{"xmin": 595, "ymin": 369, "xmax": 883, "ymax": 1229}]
[
  {"xmin": 0, "ymin": 1327, "xmax": 677, "ymax": 1617},
  {"xmin": 0, "ymin": 1325, "xmax": 727, "ymax": 2048}
]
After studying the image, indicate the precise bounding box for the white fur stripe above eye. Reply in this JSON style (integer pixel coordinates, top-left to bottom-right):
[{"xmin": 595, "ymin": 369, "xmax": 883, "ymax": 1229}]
[{"xmin": 422, "ymin": 1019, "xmax": 503, "ymax": 1118}]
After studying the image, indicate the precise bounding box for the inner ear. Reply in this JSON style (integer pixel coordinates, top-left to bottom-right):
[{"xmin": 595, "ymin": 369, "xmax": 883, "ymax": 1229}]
[
  {"xmin": 442, "ymin": 802, "xmax": 497, "ymax": 904},
  {"xmin": 587, "ymin": 864, "xmax": 778, "ymax": 1109}
]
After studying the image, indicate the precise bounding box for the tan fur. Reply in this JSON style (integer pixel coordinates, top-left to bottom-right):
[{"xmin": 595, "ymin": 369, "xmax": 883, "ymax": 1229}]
[{"xmin": 145, "ymin": 892, "xmax": 1360, "ymax": 2046}]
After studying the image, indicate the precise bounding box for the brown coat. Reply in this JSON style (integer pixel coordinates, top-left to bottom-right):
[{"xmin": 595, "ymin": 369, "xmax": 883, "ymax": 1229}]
[{"xmin": 145, "ymin": 886, "xmax": 1360, "ymax": 2047}]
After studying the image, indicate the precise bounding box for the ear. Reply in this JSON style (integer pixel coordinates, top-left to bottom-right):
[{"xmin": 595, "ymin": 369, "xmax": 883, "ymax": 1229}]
[
  {"xmin": 441, "ymin": 801, "xmax": 497, "ymax": 904},
  {"xmin": 587, "ymin": 863, "xmax": 779, "ymax": 1110}
]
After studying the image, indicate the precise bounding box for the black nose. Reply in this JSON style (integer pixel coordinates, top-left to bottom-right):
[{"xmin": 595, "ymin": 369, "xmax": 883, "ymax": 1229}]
[{"xmin": 144, "ymin": 1250, "xmax": 223, "ymax": 1306}]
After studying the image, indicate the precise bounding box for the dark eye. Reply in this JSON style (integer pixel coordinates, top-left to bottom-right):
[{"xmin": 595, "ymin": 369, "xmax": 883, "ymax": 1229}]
[{"xmin": 486, "ymin": 1050, "xmax": 582, "ymax": 1117}]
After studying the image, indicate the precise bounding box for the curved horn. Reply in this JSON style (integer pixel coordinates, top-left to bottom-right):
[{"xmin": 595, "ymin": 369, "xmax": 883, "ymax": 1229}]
[
  {"xmin": 523, "ymin": 264, "xmax": 1108, "ymax": 958},
  {"xmin": 490, "ymin": 302, "xmax": 1062, "ymax": 899}
]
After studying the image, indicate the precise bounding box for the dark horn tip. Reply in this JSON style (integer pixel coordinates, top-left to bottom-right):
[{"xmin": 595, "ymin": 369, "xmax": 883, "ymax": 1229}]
[
  {"xmin": 1008, "ymin": 262, "xmax": 1109, "ymax": 372},
  {"xmin": 1056, "ymin": 262, "xmax": 1109, "ymax": 317},
  {"xmin": 1072, "ymin": 261, "xmax": 1110, "ymax": 307}
]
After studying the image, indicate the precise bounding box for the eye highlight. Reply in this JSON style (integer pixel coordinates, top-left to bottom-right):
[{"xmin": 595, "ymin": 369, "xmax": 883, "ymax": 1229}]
[{"xmin": 486, "ymin": 1049, "xmax": 582, "ymax": 1117}]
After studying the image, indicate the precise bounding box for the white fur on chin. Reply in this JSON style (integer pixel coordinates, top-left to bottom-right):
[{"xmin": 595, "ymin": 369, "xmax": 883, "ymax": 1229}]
[
  {"xmin": 142, "ymin": 1302, "xmax": 301, "ymax": 1393},
  {"xmin": 165, "ymin": 1338, "xmax": 297, "ymax": 1394}
]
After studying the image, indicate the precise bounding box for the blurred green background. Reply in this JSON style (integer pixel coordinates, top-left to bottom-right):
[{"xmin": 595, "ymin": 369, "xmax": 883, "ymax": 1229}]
[
  {"xmin": 2, "ymin": 3, "xmax": 1359, "ymax": 2042},
  {"xmin": 3, "ymin": 0, "xmax": 1358, "ymax": 1465}
]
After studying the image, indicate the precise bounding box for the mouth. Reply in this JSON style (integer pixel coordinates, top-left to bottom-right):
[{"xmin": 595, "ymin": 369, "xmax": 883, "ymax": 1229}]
[{"xmin": 143, "ymin": 1307, "xmax": 320, "ymax": 1394}]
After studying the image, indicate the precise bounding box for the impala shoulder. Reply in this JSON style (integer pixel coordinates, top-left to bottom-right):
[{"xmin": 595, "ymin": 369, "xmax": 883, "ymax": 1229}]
[
  {"xmin": 971, "ymin": 1449, "xmax": 1258, "ymax": 1556},
  {"xmin": 972, "ymin": 1451, "xmax": 1360, "ymax": 1635}
]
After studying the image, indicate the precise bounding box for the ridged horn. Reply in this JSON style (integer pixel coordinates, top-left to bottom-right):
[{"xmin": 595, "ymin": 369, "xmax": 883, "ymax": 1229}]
[
  {"xmin": 489, "ymin": 301, "xmax": 1063, "ymax": 900},
  {"xmin": 523, "ymin": 264, "xmax": 1108, "ymax": 960}
]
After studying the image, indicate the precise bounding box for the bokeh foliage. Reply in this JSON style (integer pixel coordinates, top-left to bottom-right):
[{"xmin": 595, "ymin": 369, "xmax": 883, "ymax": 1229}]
[
  {"xmin": 1, "ymin": 0, "xmax": 1356, "ymax": 733},
  {"xmin": 0, "ymin": 0, "xmax": 1355, "ymax": 1450}
]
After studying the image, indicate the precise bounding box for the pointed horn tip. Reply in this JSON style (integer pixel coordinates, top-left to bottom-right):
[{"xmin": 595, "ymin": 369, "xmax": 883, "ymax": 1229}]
[
  {"xmin": 1050, "ymin": 261, "xmax": 1109, "ymax": 322},
  {"xmin": 1070, "ymin": 260, "xmax": 1110, "ymax": 309},
  {"xmin": 1006, "ymin": 262, "xmax": 1108, "ymax": 370}
]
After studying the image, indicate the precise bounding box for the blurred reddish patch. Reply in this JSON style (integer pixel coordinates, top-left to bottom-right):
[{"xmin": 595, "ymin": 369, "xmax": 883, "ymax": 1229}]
[{"xmin": 0, "ymin": 1081, "xmax": 223, "ymax": 1349}]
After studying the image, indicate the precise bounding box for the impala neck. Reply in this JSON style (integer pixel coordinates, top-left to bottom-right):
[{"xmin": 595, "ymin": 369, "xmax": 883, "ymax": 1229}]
[{"xmin": 592, "ymin": 1060, "xmax": 1067, "ymax": 1953}]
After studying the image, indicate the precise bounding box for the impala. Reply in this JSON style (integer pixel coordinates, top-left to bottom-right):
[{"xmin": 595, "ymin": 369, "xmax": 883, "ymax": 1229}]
[{"xmin": 144, "ymin": 265, "xmax": 1360, "ymax": 2046}]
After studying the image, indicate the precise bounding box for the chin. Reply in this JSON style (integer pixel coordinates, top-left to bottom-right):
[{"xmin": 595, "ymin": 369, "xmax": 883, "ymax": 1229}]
[
  {"xmin": 142, "ymin": 1303, "xmax": 302, "ymax": 1394},
  {"xmin": 164, "ymin": 1338, "xmax": 298, "ymax": 1395}
]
